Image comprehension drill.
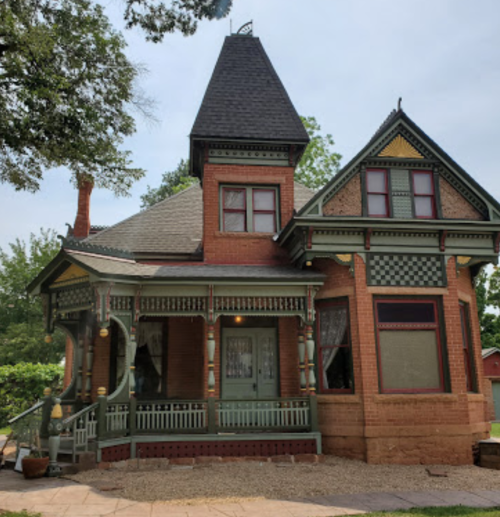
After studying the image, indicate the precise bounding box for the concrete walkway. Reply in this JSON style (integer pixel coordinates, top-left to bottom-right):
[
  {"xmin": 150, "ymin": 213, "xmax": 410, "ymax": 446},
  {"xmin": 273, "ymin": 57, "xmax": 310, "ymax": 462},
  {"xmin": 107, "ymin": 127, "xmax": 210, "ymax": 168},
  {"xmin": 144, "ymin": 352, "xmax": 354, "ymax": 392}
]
[{"xmin": 1, "ymin": 469, "xmax": 500, "ymax": 517}]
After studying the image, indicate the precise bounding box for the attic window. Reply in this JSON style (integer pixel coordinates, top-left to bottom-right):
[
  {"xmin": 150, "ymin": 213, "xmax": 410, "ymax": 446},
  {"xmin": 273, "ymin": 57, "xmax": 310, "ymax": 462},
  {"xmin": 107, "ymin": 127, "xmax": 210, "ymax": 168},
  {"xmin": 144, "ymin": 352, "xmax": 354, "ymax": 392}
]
[
  {"xmin": 412, "ymin": 171, "xmax": 436, "ymax": 218},
  {"xmin": 221, "ymin": 186, "xmax": 279, "ymax": 233},
  {"xmin": 367, "ymin": 169, "xmax": 389, "ymax": 217}
]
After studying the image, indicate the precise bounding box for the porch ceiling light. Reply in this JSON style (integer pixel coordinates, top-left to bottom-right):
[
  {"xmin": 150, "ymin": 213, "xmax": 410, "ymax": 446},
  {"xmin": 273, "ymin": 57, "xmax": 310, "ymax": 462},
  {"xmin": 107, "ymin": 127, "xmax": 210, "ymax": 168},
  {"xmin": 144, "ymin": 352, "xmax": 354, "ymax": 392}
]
[
  {"xmin": 235, "ymin": 316, "xmax": 243, "ymax": 324},
  {"xmin": 99, "ymin": 327, "xmax": 109, "ymax": 338},
  {"xmin": 44, "ymin": 335, "xmax": 53, "ymax": 344}
]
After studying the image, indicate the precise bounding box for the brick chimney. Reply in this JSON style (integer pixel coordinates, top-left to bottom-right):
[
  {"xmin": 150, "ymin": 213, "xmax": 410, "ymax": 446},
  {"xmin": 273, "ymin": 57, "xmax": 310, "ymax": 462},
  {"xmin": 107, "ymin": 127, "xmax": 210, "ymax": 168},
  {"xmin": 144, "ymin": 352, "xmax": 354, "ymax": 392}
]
[{"xmin": 73, "ymin": 178, "xmax": 93, "ymax": 239}]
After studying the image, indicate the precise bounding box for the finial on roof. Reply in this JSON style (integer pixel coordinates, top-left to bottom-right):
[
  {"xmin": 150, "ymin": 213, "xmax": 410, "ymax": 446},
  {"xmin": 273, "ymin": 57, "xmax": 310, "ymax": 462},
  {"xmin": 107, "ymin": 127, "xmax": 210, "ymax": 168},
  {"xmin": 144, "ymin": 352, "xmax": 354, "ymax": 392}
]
[
  {"xmin": 397, "ymin": 97, "xmax": 403, "ymax": 111},
  {"xmin": 236, "ymin": 21, "xmax": 253, "ymax": 36}
]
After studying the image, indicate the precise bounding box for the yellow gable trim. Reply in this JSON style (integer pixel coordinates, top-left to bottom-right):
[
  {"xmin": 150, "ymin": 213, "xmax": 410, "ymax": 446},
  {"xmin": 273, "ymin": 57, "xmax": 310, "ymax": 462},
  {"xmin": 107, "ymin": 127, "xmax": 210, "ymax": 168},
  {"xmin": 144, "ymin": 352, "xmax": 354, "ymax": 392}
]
[
  {"xmin": 378, "ymin": 134, "xmax": 424, "ymax": 159},
  {"xmin": 50, "ymin": 264, "xmax": 89, "ymax": 287}
]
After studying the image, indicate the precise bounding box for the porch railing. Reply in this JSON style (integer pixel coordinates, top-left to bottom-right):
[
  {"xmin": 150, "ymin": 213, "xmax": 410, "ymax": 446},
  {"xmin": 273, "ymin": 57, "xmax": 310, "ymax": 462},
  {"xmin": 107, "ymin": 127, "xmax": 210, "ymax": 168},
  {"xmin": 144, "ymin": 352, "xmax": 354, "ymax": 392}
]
[
  {"xmin": 135, "ymin": 401, "xmax": 207, "ymax": 433},
  {"xmin": 216, "ymin": 398, "xmax": 310, "ymax": 431},
  {"xmin": 61, "ymin": 402, "xmax": 98, "ymax": 462},
  {"xmin": 105, "ymin": 403, "xmax": 129, "ymax": 437}
]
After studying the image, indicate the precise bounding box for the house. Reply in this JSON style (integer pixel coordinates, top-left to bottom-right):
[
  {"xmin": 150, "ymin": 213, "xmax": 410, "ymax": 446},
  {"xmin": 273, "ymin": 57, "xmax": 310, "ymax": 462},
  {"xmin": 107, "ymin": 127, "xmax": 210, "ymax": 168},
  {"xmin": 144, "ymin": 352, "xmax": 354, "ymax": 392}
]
[
  {"xmin": 483, "ymin": 348, "xmax": 500, "ymax": 421},
  {"xmin": 20, "ymin": 29, "xmax": 500, "ymax": 466}
]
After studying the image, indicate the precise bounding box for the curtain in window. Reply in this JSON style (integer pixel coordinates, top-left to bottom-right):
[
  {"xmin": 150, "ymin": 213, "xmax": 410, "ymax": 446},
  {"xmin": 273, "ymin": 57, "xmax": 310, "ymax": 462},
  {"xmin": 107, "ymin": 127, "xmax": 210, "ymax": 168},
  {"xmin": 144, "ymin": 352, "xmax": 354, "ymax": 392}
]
[
  {"xmin": 320, "ymin": 307, "xmax": 348, "ymax": 389},
  {"xmin": 226, "ymin": 337, "xmax": 253, "ymax": 379},
  {"xmin": 138, "ymin": 322, "xmax": 163, "ymax": 392}
]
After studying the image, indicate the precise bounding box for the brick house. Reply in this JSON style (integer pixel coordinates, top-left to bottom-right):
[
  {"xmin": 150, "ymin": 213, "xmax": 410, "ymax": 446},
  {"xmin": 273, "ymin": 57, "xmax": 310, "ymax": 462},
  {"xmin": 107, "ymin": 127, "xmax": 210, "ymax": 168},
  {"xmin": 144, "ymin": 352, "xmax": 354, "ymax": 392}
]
[
  {"xmin": 483, "ymin": 348, "xmax": 500, "ymax": 421},
  {"xmin": 25, "ymin": 31, "xmax": 500, "ymax": 465}
]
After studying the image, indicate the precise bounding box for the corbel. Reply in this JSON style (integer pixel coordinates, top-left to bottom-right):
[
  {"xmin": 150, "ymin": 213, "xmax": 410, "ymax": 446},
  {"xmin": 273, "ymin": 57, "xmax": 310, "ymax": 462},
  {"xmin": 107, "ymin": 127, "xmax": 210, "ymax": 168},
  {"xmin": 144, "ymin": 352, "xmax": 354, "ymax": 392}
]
[
  {"xmin": 495, "ymin": 232, "xmax": 500, "ymax": 254},
  {"xmin": 134, "ymin": 287, "xmax": 142, "ymax": 322},
  {"xmin": 331, "ymin": 253, "xmax": 355, "ymax": 277},
  {"xmin": 440, "ymin": 230, "xmax": 448, "ymax": 252},
  {"xmin": 365, "ymin": 228, "xmax": 372, "ymax": 250},
  {"xmin": 94, "ymin": 283, "xmax": 113, "ymax": 325},
  {"xmin": 204, "ymin": 141, "xmax": 209, "ymax": 163},
  {"xmin": 307, "ymin": 226, "xmax": 314, "ymax": 249},
  {"xmin": 208, "ymin": 284, "xmax": 215, "ymax": 323},
  {"xmin": 289, "ymin": 145, "xmax": 296, "ymax": 166},
  {"xmin": 455, "ymin": 256, "xmax": 472, "ymax": 278}
]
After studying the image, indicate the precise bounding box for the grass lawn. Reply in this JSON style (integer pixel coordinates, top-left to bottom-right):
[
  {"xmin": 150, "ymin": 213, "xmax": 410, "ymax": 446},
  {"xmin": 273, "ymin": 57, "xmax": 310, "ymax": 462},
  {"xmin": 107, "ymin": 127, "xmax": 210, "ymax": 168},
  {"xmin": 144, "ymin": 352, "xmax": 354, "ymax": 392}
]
[
  {"xmin": 491, "ymin": 423, "xmax": 500, "ymax": 438},
  {"xmin": 356, "ymin": 508, "xmax": 500, "ymax": 517},
  {"xmin": 0, "ymin": 426, "xmax": 11, "ymax": 435}
]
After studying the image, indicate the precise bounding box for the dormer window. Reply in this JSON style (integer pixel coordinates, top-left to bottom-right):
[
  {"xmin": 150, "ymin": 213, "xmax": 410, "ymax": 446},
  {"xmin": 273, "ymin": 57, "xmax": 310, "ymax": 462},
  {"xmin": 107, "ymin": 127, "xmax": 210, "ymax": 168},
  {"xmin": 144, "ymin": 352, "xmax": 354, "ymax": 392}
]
[
  {"xmin": 367, "ymin": 169, "xmax": 389, "ymax": 217},
  {"xmin": 221, "ymin": 186, "xmax": 279, "ymax": 233}
]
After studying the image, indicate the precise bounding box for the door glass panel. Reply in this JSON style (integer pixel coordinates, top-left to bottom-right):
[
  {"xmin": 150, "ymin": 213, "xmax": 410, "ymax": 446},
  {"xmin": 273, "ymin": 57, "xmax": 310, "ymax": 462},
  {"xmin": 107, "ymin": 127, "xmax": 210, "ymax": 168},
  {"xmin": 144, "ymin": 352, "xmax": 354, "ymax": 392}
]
[
  {"xmin": 226, "ymin": 337, "xmax": 253, "ymax": 378},
  {"xmin": 261, "ymin": 337, "xmax": 275, "ymax": 380}
]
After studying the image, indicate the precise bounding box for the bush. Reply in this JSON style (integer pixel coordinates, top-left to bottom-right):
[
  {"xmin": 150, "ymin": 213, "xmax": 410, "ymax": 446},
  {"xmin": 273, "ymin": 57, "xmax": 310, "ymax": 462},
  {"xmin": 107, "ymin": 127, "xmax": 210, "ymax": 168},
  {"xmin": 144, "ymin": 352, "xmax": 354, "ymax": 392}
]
[{"xmin": 0, "ymin": 362, "xmax": 64, "ymax": 427}]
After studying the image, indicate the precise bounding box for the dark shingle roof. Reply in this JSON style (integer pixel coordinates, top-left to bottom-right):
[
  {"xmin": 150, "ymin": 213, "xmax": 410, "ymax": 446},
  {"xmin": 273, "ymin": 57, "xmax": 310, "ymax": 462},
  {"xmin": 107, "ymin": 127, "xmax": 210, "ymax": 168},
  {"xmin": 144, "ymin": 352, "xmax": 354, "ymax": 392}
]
[
  {"xmin": 191, "ymin": 36, "xmax": 309, "ymax": 143},
  {"xmin": 67, "ymin": 250, "xmax": 325, "ymax": 282},
  {"xmin": 86, "ymin": 183, "xmax": 314, "ymax": 257}
]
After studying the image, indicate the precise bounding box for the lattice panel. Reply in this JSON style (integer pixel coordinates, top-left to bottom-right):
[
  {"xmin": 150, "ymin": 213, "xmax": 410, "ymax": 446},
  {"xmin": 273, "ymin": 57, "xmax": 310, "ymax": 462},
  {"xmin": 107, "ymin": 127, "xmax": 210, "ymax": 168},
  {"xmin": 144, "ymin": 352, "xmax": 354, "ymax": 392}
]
[
  {"xmin": 391, "ymin": 169, "xmax": 411, "ymax": 191},
  {"xmin": 56, "ymin": 285, "xmax": 94, "ymax": 311},
  {"xmin": 392, "ymin": 193, "xmax": 413, "ymax": 219},
  {"xmin": 368, "ymin": 255, "xmax": 445, "ymax": 287},
  {"xmin": 135, "ymin": 439, "xmax": 317, "ymax": 459},
  {"xmin": 110, "ymin": 296, "xmax": 132, "ymax": 312},
  {"xmin": 101, "ymin": 444, "xmax": 131, "ymax": 462}
]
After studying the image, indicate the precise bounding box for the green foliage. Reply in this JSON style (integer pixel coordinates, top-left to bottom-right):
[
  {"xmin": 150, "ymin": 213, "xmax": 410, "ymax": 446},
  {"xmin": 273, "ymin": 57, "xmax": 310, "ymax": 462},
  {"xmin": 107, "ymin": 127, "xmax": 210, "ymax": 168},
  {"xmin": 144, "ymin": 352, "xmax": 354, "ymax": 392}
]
[
  {"xmin": 123, "ymin": 0, "xmax": 233, "ymax": 42},
  {"xmin": 295, "ymin": 116, "xmax": 342, "ymax": 191},
  {"xmin": 475, "ymin": 269, "xmax": 500, "ymax": 349},
  {"xmin": 0, "ymin": 512, "xmax": 42, "ymax": 517},
  {"xmin": 0, "ymin": 363, "xmax": 64, "ymax": 427},
  {"xmin": 0, "ymin": 0, "xmax": 145, "ymax": 195},
  {"xmin": 0, "ymin": 229, "xmax": 66, "ymax": 364},
  {"xmin": 140, "ymin": 159, "xmax": 198, "ymax": 208}
]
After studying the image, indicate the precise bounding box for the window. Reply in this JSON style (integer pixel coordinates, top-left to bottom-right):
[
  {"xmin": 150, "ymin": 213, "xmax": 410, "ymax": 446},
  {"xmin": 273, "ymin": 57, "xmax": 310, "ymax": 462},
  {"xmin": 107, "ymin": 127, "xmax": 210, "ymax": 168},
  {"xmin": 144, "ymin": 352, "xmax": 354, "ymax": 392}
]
[
  {"xmin": 367, "ymin": 169, "xmax": 389, "ymax": 217},
  {"xmin": 412, "ymin": 171, "xmax": 435, "ymax": 218},
  {"xmin": 460, "ymin": 302, "xmax": 476, "ymax": 392},
  {"xmin": 135, "ymin": 321, "xmax": 166, "ymax": 398},
  {"xmin": 221, "ymin": 186, "xmax": 278, "ymax": 233},
  {"xmin": 316, "ymin": 300, "xmax": 352, "ymax": 393},
  {"xmin": 375, "ymin": 299, "xmax": 444, "ymax": 393}
]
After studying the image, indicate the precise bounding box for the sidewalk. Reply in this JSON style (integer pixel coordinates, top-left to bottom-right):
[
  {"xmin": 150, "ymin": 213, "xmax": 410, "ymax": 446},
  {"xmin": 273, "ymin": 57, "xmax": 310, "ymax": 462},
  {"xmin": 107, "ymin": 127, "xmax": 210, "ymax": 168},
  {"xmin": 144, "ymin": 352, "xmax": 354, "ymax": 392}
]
[{"xmin": 2, "ymin": 470, "xmax": 500, "ymax": 517}]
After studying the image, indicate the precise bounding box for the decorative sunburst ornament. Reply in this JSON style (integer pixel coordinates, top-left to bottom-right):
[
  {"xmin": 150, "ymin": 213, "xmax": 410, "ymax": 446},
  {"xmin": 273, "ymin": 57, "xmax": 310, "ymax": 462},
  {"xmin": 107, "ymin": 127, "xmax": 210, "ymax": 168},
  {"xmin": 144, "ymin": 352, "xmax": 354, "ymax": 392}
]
[
  {"xmin": 236, "ymin": 21, "xmax": 253, "ymax": 36},
  {"xmin": 379, "ymin": 135, "xmax": 423, "ymax": 159}
]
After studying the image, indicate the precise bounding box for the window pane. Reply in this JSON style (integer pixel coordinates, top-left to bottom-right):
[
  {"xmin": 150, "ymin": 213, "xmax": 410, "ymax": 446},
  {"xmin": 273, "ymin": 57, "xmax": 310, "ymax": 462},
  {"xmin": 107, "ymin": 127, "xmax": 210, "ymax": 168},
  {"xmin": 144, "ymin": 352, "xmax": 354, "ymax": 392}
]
[
  {"xmin": 414, "ymin": 173, "xmax": 433, "ymax": 195},
  {"xmin": 254, "ymin": 213, "xmax": 275, "ymax": 232},
  {"xmin": 261, "ymin": 336, "xmax": 275, "ymax": 380},
  {"xmin": 415, "ymin": 196, "xmax": 433, "ymax": 217},
  {"xmin": 367, "ymin": 171, "xmax": 386, "ymax": 192},
  {"xmin": 254, "ymin": 190, "xmax": 274, "ymax": 210},
  {"xmin": 322, "ymin": 347, "xmax": 352, "ymax": 390},
  {"xmin": 320, "ymin": 306, "xmax": 348, "ymax": 346},
  {"xmin": 377, "ymin": 302, "xmax": 435, "ymax": 324},
  {"xmin": 224, "ymin": 212, "xmax": 245, "ymax": 232},
  {"xmin": 226, "ymin": 337, "xmax": 253, "ymax": 379},
  {"xmin": 224, "ymin": 190, "xmax": 245, "ymax": 209},
  {"xmin": 136, "ymin": 322, "xmax": 163, "ymax": 396},
  {"xmin": 368, "ymin": 194, "xmax": 387, "ymax": 216},
  {"xmin": 379, "ymin": 330, "xmax": 441, "ymax": 390}
]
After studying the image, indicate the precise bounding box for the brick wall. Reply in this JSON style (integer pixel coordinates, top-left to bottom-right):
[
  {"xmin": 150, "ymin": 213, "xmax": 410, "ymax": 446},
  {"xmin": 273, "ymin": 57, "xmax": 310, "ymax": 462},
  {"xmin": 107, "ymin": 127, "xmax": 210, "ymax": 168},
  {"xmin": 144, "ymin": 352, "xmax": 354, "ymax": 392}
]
[
  {"xmin": 91, "ymin": 331, "xmax": 111, "ymax": 401},
  {"xmin": 278, "ymin": 317, "xmax": 301, "ymax": 397},
  {"xmin": 167, "ymin": 317, "xmax": 205, "ymax": 399},
  {"xmin": 483, "ymin": 352, "xmax": 500, "ymax": 377},
  {"xmin": 63, "ymin": 336, "xmax": 74, "ymax": 389},
  {"xmin": 323, "ymin": 175, "xmax": 362, "ymax": 216},
  {"xmin": 202, "ymin": 163, "xmax": 295, "ymax": 264},
  {"xmin": 440, "ymin": 178, "xmax": 484, "ymax": 220}
]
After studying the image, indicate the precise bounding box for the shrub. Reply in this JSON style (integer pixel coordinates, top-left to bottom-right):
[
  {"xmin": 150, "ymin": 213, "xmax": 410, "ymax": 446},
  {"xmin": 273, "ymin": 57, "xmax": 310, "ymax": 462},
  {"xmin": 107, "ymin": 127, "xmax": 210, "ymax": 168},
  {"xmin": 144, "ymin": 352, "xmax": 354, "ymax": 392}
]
[{"xmin": 0, "ymin": 362, "xmax": 64, "ymax": 426}]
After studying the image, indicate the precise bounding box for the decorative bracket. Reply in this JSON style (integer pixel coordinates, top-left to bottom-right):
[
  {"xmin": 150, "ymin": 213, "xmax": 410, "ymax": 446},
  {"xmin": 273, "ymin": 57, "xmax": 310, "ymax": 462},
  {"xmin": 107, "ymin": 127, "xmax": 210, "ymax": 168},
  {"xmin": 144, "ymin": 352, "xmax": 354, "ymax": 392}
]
[
  {"xmin": 307, "ymin": 226, "xmax": 314, "ymax": 249},
  {"xmin": 134, "ymin": 288, "xmax": 141, "ymax": 322},
  {"xmin": 365, "ymin": 228, "xmax": 372, "ymax": 251},
  {"xmin": 440, "ymin": 230, "xmax": 448, "ymax": 252},
  {"xmin": 94, "ymin": 283, "xmax": 113, "ymax": 326},
  {"xmin": 208, "ymin": 284, "xmax": 214, "ymax": 323},
  {"xmin": 495, "ymin": 232, "xmax": 500, "ymax": 254},
  {"xmin": 333, "ymin": 253, "xmax": 355, "ymax": 277}
]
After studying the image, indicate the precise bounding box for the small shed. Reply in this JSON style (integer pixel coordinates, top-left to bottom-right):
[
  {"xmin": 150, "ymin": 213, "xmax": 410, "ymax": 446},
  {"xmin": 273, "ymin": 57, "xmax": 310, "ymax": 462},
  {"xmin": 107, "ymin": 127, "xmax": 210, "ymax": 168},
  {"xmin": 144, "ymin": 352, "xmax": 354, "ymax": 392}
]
[{"xmin": 483, "ymin": 348, "xmax": 500, "ymax": 421}]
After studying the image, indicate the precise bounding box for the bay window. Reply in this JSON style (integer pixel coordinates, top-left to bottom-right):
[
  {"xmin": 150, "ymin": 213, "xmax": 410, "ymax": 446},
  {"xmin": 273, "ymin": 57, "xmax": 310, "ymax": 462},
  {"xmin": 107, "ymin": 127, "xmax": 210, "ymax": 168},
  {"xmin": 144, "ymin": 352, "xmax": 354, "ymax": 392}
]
[
  {"xmin": 316, "ymin": 300, "xmax": 353, "ymax": 393},
  {"xmin": 375, "ymin": 299, "xmax": 445, "ymax": 393}
]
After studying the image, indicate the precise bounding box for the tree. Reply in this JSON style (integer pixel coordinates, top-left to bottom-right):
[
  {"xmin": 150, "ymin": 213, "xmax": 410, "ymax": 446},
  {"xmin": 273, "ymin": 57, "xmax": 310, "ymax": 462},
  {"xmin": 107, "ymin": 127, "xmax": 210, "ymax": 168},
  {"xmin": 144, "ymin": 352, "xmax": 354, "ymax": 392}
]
[
  {"xmin": 0, "ymin": 0, "xmax": 145, "ymax": 196},
  {"xmin": 140, "ymin": 159, "xmax": 197, "ymax": 208},
  {"xmin": 475, "ymin": 269, "xmax": 500, "ymax": 349},
  {"xmin": 295, "ymin": 116, "xmax": 342, "ymax": 191},
  {"xmin": 0, "ymin": 229, "xmax": 66, "ymax": 364},
  {"xmin": 123, "ymin": 0, "xmax": 233, "ymax": 42}
]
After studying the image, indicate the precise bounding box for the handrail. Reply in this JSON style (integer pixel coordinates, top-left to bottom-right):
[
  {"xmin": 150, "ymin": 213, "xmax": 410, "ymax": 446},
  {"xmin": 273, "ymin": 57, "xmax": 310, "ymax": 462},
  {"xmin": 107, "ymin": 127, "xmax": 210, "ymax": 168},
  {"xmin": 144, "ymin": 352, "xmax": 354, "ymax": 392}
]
[
  {"xmin": 8, "ymin": 400, "xmax": 44, "ymax": 425},
  {"xmin": 62, "ymin": 402, "xmax": 98, "ymax": 426}
]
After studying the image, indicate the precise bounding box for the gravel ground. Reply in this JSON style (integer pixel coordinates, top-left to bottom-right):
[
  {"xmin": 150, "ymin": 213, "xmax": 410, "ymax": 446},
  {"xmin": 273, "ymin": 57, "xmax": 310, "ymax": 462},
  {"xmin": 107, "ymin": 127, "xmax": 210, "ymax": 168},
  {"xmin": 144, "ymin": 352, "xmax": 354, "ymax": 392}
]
[{"xmin": 69, "ymin": 457, "xmax": 500, "ymax": 506}]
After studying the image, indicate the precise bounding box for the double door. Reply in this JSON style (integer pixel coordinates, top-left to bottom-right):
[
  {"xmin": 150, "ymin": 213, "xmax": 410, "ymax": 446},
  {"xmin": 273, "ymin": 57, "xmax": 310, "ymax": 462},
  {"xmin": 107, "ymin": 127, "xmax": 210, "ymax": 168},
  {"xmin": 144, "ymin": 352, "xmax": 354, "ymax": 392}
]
[{"xmin": 221, "ymin": 328, "xmax": 278, "ymax": 399}]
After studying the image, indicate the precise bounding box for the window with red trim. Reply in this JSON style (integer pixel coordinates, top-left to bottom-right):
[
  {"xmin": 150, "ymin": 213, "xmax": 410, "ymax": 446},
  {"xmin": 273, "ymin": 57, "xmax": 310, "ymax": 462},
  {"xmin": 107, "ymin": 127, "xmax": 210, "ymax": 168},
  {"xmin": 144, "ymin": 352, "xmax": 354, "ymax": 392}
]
[
  {"xmin": 221, "ymin": 186, "xmax": 278, "ymax": 233},
  {"xmin": 460, "ymin": 302, "xmax": 476, "ymax": 392},
  {"xmin": 375, "ymin": 299, "xmax": 445, "ymax": 394},
  {"xmin": 316, "ymin": 300, "xmax": 353, "ymax": 393},
  {"xmin": 412, "ymin": 171, "xmax": 436, "ymax": 218},
  {"xmin": 366, "ymin": 169, "xmax": 389, "ymax": 217}
]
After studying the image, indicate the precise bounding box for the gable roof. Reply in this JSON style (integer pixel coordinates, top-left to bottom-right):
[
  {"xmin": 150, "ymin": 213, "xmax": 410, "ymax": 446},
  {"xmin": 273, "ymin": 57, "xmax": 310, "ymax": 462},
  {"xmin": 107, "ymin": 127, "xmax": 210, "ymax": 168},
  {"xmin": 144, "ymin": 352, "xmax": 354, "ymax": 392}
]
[
  {"xmin": 482, "ymin": 348, "xmax": 500, "ymax": 359},
  {"xmin": 190, "ymin": 35, "xmax": 309, "ymax": 143},
  {"xmin": 294, "ymin": 108, "xmax": 500, "ymax": 221},
  {"xmin": 86, "ymin": 182, "xmax": 314, "ymax": 258}
]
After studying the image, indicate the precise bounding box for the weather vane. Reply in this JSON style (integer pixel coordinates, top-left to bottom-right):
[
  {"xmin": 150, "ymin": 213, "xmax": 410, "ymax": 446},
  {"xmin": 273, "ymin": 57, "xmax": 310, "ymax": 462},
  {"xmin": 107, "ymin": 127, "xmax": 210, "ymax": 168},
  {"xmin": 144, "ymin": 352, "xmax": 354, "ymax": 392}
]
[{"xmin": 236, "ymin": 21, "xmax": 253, "ymax": 36}]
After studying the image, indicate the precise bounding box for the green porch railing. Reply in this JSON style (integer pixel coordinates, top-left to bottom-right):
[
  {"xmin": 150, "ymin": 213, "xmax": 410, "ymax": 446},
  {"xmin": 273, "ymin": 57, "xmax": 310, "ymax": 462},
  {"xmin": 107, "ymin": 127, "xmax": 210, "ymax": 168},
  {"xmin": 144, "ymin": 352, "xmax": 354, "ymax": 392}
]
[
  {"xmin": 61, "ymin": 402, "xmax": 98, "ymax": 462},
  {"xmin": 216, "ymin": 398, "xmax": 311, "ymax": 431},
  {"xmin": 135, "ymin": 401, "xmax": 207, "ymax": 433}
]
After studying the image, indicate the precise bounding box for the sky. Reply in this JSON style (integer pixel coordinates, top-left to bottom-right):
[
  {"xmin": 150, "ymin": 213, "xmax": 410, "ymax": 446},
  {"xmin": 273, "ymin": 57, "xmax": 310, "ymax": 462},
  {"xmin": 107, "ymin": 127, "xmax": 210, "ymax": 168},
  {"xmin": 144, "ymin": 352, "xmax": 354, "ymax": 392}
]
[{"xmin": 1, "ymin": 0, "xmax": 500, "ymax": 251}]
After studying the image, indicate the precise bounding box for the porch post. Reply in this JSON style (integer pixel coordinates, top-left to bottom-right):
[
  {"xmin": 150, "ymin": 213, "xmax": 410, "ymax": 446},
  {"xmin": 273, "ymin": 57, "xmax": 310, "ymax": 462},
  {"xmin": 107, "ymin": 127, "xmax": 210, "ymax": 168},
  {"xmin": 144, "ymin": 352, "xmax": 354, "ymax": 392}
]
[
  {"xmin": 306, "ymin": 325, "xmax": 317, "ymax": 394},
  {"xmin": 207, "ymin": 322, "xmax": 217, "ymax": 433},
  {"xmin": 84, "ymin": 333, "xmax": 94, "ymax": 401},
  {"xmin": 298, "ymin": 328, "xmax": 307, "ymax": 394}
]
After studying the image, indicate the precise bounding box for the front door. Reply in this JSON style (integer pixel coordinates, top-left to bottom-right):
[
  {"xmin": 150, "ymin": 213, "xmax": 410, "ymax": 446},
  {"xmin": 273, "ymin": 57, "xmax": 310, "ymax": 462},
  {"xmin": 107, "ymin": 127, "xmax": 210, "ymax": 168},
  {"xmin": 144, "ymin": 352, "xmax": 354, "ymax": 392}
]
[{"xmin": 222, "ymin": 328, "xmax": 278, "ymax": 399}]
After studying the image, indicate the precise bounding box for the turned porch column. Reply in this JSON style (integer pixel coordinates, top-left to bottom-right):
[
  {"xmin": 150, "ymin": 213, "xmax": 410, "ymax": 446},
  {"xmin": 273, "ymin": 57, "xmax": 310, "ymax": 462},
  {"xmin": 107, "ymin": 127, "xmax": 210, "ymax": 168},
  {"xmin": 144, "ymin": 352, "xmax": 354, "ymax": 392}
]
[
  {"xmin": 306, "ymin": 325, "xmax": 317, "ymax": 394},
  {"xmin": 297, "ymin": 328, "xmax": 307, "ymax": 393}
]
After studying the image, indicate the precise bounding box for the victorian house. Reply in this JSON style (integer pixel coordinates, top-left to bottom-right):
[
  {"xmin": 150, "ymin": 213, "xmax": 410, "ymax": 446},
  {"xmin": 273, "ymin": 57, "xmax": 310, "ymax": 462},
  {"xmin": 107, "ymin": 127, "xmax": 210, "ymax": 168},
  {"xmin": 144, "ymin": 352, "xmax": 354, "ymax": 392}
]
[{"xmin": 21, "ymin": 30, "xmax": 500, "ymax": 465}]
